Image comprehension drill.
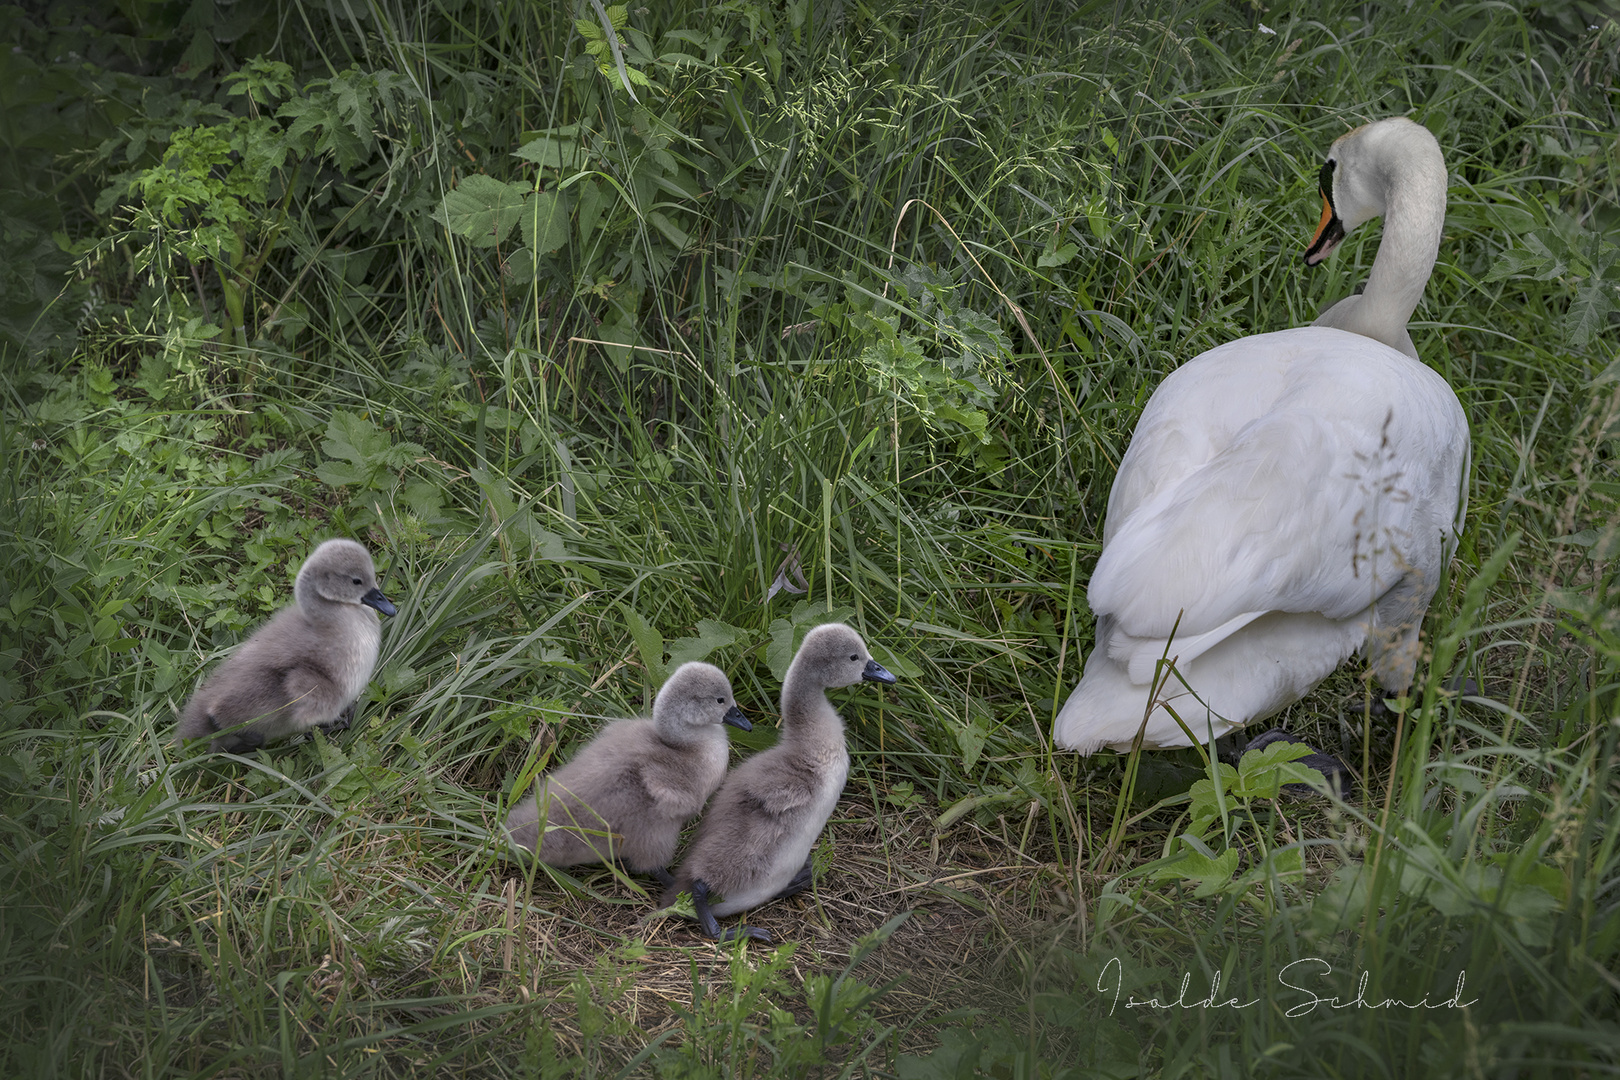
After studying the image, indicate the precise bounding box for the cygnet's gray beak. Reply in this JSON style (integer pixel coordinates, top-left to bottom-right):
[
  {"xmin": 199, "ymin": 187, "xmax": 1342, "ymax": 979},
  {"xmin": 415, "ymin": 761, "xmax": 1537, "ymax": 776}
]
[
  {"xmin": 722, "ymin": 706, "xmax": 752, "ymax": 731},
  {"xmin": 862, "ymin": 659, "xmax": 897, "ymax": 684},
  {"xmin": 362, "ymin": 588, "xmax": 398, "ymax": 616}
]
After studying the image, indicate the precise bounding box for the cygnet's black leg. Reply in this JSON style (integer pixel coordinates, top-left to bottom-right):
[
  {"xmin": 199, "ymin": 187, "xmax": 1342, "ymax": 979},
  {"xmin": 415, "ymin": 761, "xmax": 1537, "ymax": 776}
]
[
  {"xmin": 773, "ymin": 857, "xmax": 814, "ymax": 901},
  {"xmin": 1243, "ymin": 728, "xmax": 1352, "ymax": 800},
  {"xmin": 319, "ymin": 703, "xmax": 356, "ymax": 735},
  {"xmin": 648, "ymin": 866, "xmax": 675, "ymax": 890},
  {"xmin": 691, "ymin": 879, "xmax": 771, "ymax": 944}
]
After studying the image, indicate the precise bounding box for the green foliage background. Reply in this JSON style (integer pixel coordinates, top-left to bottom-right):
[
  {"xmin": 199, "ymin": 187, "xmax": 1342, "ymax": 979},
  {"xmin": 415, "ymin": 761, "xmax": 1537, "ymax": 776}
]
[{"xmin": 1, "ymin": 0, "xmax": 1617, "ymax": 1076}]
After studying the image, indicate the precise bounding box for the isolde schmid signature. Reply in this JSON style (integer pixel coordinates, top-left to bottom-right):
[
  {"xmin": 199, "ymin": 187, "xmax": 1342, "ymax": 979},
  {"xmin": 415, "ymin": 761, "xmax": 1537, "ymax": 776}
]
[{"xmin": 1096, "ymin": 957, "xmax": 1479, "ymax": 1017}]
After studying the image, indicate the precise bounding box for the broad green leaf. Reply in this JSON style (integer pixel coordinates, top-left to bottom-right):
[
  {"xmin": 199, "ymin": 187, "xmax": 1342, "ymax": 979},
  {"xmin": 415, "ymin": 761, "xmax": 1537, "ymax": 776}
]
[
  {"xmin": 577, "ymin": 177, "xmax": 609, "ymax": 247},
  {"xmin": 1235, "ymin": 738, "xmax": 1318, "ymax": 799},
  {"xmin": 621, "ymin": 605, "xmax": 667, "ymax": 688},
  {"xmin": 1483, "ymin": 248, "xmax": 1555, "ymax": 282},
  {"xmin": 869, "ymin": 643, "xmax": 922, "ymax": 679},
  {"xmin": 1037, "ymin": 242, "xmax": 1077, "ymax": 268},
  {"xmin": 521, "ymin": 189, "xmax": 571, "ymax": 253},
  {"xmin": 666, "ymin": 618, "xmax": 748, "ymax": 668},
  {"xmin": 317, "ymin": 410, "xmax": 398, "ymax": 491},
  {"xmin": 438, "ymin": 174, "xmax": 527, "ymax": 247},
  {"xmin": 1566, "ymin": 276, "xmax": 1614, "ymax": 348},
  {"xmin": 513, "ymin": 136, "xmax": 579, "ymax": 169},
  {"xmin": 1186, "ymin": 764, "xmax": 1239, "ymax": 836},
  {"xmin": 1145, "ymin": 846, "xmax": 1240, "ymax": 895},
  {"xmin": 955, "ymin": 714, "xmax": 988, "ymax": 771},
  {"xmin": 766, "ymin": 600, "xmax": 859, "ymax": 680},
  {"xmin": 646, "ymin": 209, "xmax": 690, "ymax": 249}
]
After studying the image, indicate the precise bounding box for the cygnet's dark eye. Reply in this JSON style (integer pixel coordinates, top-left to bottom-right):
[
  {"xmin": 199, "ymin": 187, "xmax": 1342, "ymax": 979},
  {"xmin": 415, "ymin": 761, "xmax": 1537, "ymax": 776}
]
[
  {"xmin": 850, "ymin": 654, "xmax": 859, "ymax": 661},
  {"xmin": 352, "ymin": 577, "xmax": 362, "ymax": 585},
  {"xmin": 717, "ymin": 697, "xmax": 725, "ymax": 704}
]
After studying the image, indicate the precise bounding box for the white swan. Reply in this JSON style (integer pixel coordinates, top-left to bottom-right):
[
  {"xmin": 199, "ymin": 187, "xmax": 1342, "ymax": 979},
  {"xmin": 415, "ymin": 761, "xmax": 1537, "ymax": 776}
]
[{"xmin": 1054, "ymin": 118, "xmax": 1470, "ymax": 754}]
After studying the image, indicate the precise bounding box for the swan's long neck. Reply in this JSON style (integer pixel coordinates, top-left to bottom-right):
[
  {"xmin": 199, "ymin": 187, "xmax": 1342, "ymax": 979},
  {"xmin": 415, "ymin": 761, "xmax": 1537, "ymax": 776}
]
[
  {"xmin": 1316, "ymin": 128, "xmax": 1446, "ymax": 356},
  {"xmin": 1357, "ymin": 171, "xmax": 1444, "ymax": 349},
  {"xmin": 780, "ymin": 666, "xmax": 842, "ymax": 750}
]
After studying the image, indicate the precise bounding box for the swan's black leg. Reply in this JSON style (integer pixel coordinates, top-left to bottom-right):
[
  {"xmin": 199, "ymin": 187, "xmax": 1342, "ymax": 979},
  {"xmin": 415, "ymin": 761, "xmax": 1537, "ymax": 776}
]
[
  {"xmin": 1214, "ymin": 728, "xmax": 1250, "ymax": 767},
  {"xmin": 691, "ymin": 879, "xmax": 771, "ymax": 943},
  {"xmin": 1368, "ymin": 676, "xmax": 1481, "ymax": 720},
  {"xmin": 648, "ymin": 866, "xmax": 675, "ymax": 890},
  {"xmin": 1243, "ymin": 728, "xmax": 1352, "ymax": 799},
  {"xmin": 773, "ymin": 857, "xmax": 814, "ymax": 900}
]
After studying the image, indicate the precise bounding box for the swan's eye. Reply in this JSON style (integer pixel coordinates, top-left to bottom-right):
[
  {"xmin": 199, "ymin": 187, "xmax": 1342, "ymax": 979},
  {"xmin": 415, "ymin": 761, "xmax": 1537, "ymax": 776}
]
[
  {"xmin": 717, "ymin": 697, "xmax": 725, "ymax": 704},
  {"xmin": 352, "ymin": 577, "xmax": 362, "ymax": 585},
  {"xmin": 850, "ymin": 654, "xmax": 859, "ymax": 661}
]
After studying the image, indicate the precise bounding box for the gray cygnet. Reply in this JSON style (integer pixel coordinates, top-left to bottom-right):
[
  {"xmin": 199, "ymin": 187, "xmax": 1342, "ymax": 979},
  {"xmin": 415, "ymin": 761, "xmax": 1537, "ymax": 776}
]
[
  {"xmin": 176, "ymin": 538, "xmax": 396, "ymax": 753},
  {"xmin": 662, "ymin": 623, "xmax": 896, "ymax": 942},
  {"xmin": 505, "ymin": 661, "xmax": 751, "ymax": 880}
]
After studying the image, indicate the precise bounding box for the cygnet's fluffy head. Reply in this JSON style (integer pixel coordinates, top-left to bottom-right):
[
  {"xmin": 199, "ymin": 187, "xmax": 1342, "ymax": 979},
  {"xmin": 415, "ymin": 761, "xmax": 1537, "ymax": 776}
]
[
  {"xmin": 654, "ymin": 661, "xmax": 751, "ymax": 739},
  {"xmin": 296, "ymin": 539, "xmax": 397, "ymax": 616},
  {"xmin": 1305, "ymin": 117, "xmax": 1445, "ymax": 265},
  {"xmin": 790, "ymin": 623, "xmax": 897, "ymax": 689}
]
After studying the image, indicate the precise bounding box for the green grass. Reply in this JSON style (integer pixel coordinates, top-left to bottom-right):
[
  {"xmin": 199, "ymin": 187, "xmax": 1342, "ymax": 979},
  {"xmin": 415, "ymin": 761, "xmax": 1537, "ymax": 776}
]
[{"xmin": 2, "ymin": 0, "xmax": 1617, "ymax": 1076}]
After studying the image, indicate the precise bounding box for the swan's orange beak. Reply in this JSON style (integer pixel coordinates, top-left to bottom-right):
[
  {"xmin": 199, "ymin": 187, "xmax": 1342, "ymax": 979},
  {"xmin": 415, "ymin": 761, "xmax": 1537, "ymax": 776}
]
[
  {"xmin": 1311, "ymin": 194, "xmax": 1333, "ymax": 247},
  {"xmin": 1303, "ymin": 191, "xmax": 1344, "ymax": 266}
]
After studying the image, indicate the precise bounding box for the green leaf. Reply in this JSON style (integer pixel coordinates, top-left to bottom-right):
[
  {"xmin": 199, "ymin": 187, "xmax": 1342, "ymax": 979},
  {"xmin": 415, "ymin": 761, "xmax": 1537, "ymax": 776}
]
[
  {"xmin": 1037, "ymin": 242, "xmax": 1077, "ymax": 268},
  {"xmin": 521, "ymin": 189, "xmax": 572, "ymax": 253},
  {"xmin": 765, "ymin": 600, "xmax": 859, "ymax": 680},
  {"xmin": 1566, "ymin": 276, "xmax": 1614, "ymax": 348},
  {"xmin": 1483, "ymin": 248, "xmax": 1556, "ymax": 282},
  {"xmin": 577, "ymin": 177, "xmax": 609, "ymax": 248},
  {"xmin": 316, "ymin": 737, "xmax": 364, "ymax": 809},
  {"xmin": 954, "ymin": 714, "xmax": 988, "ymax": 771},
  {"xmin": 666, "ymin": 618, "xmax": 748, "ymax": 668},
  {"xmin": 621, "ymin": 605, "xmax": 667, "ymax": 688},
  {"xmin": 1234, "ymin": 738, "xmax": 1319, "ymax": 799},
  {"xmin": 317, "ymin": 410, "xmax": 397, "ymax": 492},
  {"xmin": 1145, "ymin": 846, "xmax": 1240, "ymax": 897},
  {"xmin": 1186, "ymin": 764, "xmax": 1239, "ymax": 836},
  {"xmin": 646, "ymin": 210, "xmax": 690, "ymax": 249},
  {"xmin": 438, "ymin": 174, "xmax": 528, "ymax": 247},
  {"xmin": 513, "ymin": 136, "xmax": 579, "ymax": 170}
]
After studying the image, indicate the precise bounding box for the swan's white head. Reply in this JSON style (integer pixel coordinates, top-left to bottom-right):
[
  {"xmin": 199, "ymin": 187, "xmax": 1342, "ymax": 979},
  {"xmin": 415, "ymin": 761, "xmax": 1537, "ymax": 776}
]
[{"xmin": 1304, "ymin": 117, "xmax": 1445, "ymax": 266}]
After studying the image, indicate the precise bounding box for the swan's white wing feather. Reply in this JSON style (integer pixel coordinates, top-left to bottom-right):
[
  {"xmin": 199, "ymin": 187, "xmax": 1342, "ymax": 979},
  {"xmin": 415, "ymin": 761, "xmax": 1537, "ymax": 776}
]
[{"xmin": 1090, "ymin": 328, "xmax": 1466, "ymax": 648}]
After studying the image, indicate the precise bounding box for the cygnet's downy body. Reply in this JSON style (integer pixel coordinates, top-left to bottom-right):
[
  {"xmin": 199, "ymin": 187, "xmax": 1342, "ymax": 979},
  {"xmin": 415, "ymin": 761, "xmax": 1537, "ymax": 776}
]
[
  {"xmin": 662, "ymin": 623, "xmax": 897, "ymax": 942},
  {"xmin": 505, "ymin": 662, "xmax": 752, "ymax": 877},
  {"xmin": 176, "ymin": 538, "xmax": 397, "ymax": 753}
]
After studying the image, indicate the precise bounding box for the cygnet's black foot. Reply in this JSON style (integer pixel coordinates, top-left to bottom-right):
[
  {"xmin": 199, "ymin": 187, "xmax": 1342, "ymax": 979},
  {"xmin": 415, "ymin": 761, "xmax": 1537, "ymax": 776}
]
[
  {"xmin": 773, "ymin": 857, "xmax": 814, "ymax": 901},
  {"xmin": 1244, "ymin": 728, "xmax": 1352, "ymax": 799},
  {"xmin": 691, "ymin": 879, "xmax": 771, "ymax": 944},
  {"xmin": 319, "ymin": 703, "xmax": 356, "ymax": 735},
  {"xmin": 217, "ymin": 728, "xmax": 266, "ymax": 754}
]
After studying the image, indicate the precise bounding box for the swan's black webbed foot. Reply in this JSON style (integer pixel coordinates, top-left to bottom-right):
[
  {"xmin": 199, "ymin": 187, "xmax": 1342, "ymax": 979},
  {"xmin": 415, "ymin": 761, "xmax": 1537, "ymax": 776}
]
[
  {"xmin": 1367, "ymin": 676, "xmax": 1482, "ymax": 720},
  {"xmin": 1243, "ymin": 728, "xmax": 1352, "ymax": 799},
  {"xmin": 773, "ymin": 857, "xmax": 814, "ymax": 901},
  {"xmin": 691, "ymin": 879, "xmax": 771, "ymax": 943},
  {"xmin": 319, "ymin": 703, "xmax": 356, "ymax": 735},
  {"xmin": 1215, "ymin": 728, "xmax": 1250, "ymax": 767}
]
